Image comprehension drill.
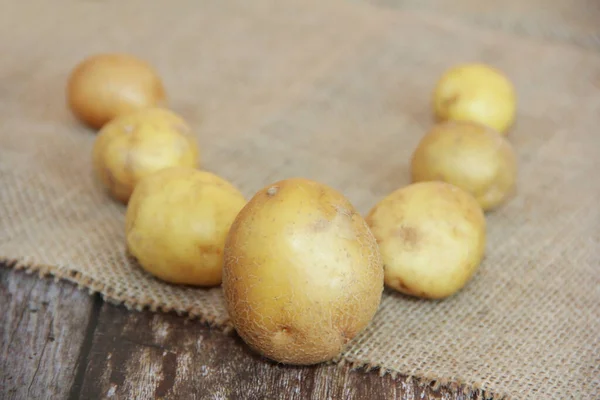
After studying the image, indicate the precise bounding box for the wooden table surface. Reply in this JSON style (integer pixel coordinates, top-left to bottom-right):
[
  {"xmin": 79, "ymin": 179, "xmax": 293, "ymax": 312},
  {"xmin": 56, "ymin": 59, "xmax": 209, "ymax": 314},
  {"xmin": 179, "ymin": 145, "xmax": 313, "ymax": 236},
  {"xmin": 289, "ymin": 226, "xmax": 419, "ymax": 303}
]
[{"xmin": 1, "ymin": 266, "xmax": 479, "ymax": 400}]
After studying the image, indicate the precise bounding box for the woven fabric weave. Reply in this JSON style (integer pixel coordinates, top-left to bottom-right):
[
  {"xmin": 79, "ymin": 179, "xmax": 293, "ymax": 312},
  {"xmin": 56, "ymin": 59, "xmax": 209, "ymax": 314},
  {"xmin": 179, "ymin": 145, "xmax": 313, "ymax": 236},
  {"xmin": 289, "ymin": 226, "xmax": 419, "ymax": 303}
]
[{"xmin": 2, "ymin": 0, "xmax": 599, "ymax": 398}]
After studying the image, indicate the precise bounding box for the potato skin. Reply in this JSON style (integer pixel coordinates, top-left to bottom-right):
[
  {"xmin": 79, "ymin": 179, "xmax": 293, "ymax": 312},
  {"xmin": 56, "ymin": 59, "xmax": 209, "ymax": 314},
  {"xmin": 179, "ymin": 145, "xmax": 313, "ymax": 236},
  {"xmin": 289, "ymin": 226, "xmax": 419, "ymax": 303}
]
[
  {"xmin": 410, "ymin": 120, "xmax": 517, "ymax": 211},
  {"xmin": 125, "ymin": 166, "xmax": 246, "ymax": 287},
  {"xmin": 432, "ymin": 63, "xmax": 516, "ymax": 134},
  {"xmin": 92, "ymin": 107, "xmax": 200, "ymax": 204},
  {"xmin": 222, "ymin": 178, "xmax": 384, "ymax": 365},
  {"xmin": 67, "ymin": 53, "xmax": 166, "ymax": 129},
  {"xmin": 366, "ymin": 181, "xmax": 486, "ymax": 300}
]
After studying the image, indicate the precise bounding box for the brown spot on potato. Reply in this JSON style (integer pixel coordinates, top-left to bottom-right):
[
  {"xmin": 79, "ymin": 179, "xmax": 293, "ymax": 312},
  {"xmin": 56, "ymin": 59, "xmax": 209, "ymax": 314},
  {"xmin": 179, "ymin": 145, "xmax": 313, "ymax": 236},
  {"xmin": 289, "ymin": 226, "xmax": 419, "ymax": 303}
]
[
  {"xmin": 389, "ymin": 192, "xmax": 405, "ymax": 207},
  {"xmin": 393, "ymin": 225, "xmax": 420, "ymax": 247},
  {"xmin": 394, "ymin": 277, "xmax": 411, "ymax": 292},
  {"xmin": 442, "ymin": 93, "xmax": 460, "ymax": 109},
  {"xmin": 419, "ymin": 290, "xmax": 434, "ymax": 299},
  {"xmin": 338, "ymin": 326, "xmax": 356, "ymax": 344},
  {"xmin": 104, "ymin": 167, "xmax": 116, "ymax": 190},
  {"xmin": 198, "ymin": 244, "xmax": 221, "ymax": 255},
  {"xmin": 334, "ymin": 205, "xmax": 353, "ymax": 218},
  {"xmin": 280, "ymin": 325, "xmax": 291, "ymax": 334},
  {"xmin": 317, "ymin": 187, "xmax": 329, "ymax": 202},
  {"xmin": 454, "ymin": 135, "xmax": 464, "ymax": 146},
  {"xmin": 394, "ymin": 279, "xmax": 432, "ymax": 299},
  {"xmin": 311, "ymin": 219, "xmax": 330, "ymax": 232}
]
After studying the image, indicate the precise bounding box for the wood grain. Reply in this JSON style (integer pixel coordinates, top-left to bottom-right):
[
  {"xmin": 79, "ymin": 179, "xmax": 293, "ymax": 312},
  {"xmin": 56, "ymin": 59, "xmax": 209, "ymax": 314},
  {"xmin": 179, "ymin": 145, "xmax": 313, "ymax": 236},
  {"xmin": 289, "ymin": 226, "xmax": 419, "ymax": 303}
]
[
  {"xmin": 79, "ymin": 302, "xmax": 478, "ymax": 400},
  {"xmin": 1, "ymin": 267, "xmax": 478, "ymax": 400},
  {"xmin": 0, "ymin": 268, "xmax": 98, "ymax": 400}
]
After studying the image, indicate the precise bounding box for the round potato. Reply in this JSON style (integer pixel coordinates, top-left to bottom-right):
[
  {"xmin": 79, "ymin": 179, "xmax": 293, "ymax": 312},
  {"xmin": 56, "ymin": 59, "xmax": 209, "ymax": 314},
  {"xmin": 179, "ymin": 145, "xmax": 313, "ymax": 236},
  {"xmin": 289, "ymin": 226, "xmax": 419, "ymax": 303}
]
[
  {"xmin": 67, "ymin": 53, "xmax": 166, "ymax": 129},
  {"xmin": 410, "ymin": 120, "xmax": 518, "ymax": 211},
  {"xmin": 92, "ymin": 107, "xmax": 200, "ymax": 204},
  {"xmin": 125, "ymin": 166, "xmax": 246, "ymax": 287},
  {"xmin": 432, "ymin": 63, "xmax": 517, "ymax": 134},
  {"xmin": 222, "ymin": 178, "xmax": 384, "ymax": 365},
  {"xmin": 366, "ymin": 181, "xmax": 486, "ymax": 300}
]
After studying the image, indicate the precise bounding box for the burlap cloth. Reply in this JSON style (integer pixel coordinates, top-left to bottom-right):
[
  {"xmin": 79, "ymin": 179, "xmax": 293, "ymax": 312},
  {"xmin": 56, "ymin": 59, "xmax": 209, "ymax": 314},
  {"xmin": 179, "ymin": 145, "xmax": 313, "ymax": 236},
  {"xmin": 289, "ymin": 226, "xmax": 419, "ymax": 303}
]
[{"xmin": 2, "ymin": 0, "xmax": 599, "ymax": 398}]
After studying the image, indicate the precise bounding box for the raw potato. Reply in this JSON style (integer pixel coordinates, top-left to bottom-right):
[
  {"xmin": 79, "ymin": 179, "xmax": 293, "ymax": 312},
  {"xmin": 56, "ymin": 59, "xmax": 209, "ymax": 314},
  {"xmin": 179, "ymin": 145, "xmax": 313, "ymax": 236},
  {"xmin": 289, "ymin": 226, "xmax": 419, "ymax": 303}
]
[
  {"xmin": 222, "ymin": 178, "xmax": 384, "ymax": 365},
  {"xmin": 92, "ymin": 107, "xmax": 200, "ymax": 204},
  {"xmin": 67, "ymin": 53, "xmax": 166, "ymax": 129},
  {"xmin": 366, "ymin": 181, "xmax": 486, "ymax": 300},
  {"xmin": 432, "ymin": 63, "xmax": 517, "ymax": 134},
  {"xmin": 125, "ymin": 166, "xmax": 247, "ymax": 287},
  {"xmin": 410, "ymin": 120, "xmax": 518, "ymax": 211}
]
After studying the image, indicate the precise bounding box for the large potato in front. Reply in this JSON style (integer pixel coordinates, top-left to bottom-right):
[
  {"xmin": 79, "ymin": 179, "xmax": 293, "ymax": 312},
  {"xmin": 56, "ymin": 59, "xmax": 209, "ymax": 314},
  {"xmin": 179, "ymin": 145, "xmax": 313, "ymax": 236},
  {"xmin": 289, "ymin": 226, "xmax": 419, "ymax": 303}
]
[
  {"xmin": 410, "ymin": 120, "xmax": 518, "ymax": 211},
  {"xmin": 125, "ymin": 166, "xmax": 246, "ymax": 287},
  {"xmin": 432, "ymin": 63, "xmax": 517, "ymax": 134},
  {"xmin": 223, "ymin": 178, "xmax": 384, "ymax": 365},
  {"xmin": 67, "ymin": 53, "xmax": 166, "ymax": 129},
  {"xmin": 366, "ymin": 181, "xmax": 486, "ymax": 300},
  {"xmin": 92, "ymin": 107, "xmax": 200, "ymax": 204}
]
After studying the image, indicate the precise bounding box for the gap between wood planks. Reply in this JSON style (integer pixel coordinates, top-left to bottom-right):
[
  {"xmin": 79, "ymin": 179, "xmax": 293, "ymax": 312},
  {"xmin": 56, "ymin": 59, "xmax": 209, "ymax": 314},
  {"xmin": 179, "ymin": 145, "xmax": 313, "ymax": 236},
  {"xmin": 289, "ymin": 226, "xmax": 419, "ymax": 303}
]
[{"xmin": 67, "ymin": 294, "xmax": 102, "ymax": 400}]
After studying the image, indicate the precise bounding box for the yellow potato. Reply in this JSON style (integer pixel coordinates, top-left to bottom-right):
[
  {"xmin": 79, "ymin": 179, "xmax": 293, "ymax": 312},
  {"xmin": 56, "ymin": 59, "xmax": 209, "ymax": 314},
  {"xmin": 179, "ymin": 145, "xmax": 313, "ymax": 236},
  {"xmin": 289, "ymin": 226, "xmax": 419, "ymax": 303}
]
[
  {"xmin": 410, "ymin": 120, "xmax": 518, "ymax": 211},
  {"xmin": 366, "ymin": 181, "xmax": 486, "ymax": 300},
  {"xmin": 432, "ymin": 63, "xmax": 517, "ymax": 134},
  {"xmin": 222, "ymin": 178, "xmax": 384, "ymax": 365},
  {"xmin": 92, "ymin": 107, "xmax": 200, "ymax": 204},
  {"xmin": 67, "ymin": 53, "xmax": 166, "ymax": 129},
  {"xmin": 125, "ymin": 166, "xmax": 246, "ymax": 287}
]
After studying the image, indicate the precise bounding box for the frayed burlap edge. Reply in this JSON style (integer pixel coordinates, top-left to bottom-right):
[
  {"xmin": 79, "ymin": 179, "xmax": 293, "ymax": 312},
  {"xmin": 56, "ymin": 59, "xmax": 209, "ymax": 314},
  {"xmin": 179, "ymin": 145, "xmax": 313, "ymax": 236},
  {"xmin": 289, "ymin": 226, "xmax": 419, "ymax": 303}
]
[
  {"xmin": 333, "ymin": 357, "xmax": 508, "ymax": 400},
  {"xmin": 0, "ymin": 257, "xmax": 233, "ymax": 332},
  {"xmin": 1, "ymin": 257, "xmax": 510, "ymax": 399}
]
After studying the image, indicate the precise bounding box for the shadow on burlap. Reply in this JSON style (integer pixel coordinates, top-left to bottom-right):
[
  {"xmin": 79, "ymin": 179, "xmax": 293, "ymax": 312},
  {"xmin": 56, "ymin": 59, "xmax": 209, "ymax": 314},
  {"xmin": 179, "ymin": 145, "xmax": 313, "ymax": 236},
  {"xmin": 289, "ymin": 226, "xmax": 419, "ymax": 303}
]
[{"xmin": 1, "ymin": 0, "xmax": 599, "ymax": 398}]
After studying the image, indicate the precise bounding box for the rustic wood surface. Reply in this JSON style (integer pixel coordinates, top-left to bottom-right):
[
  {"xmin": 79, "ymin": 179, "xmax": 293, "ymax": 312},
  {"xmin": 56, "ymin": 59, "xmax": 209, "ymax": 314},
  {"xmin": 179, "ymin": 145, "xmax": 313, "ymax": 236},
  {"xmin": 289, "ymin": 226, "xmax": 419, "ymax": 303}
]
[{"xmin": 1, "ymin": 266, "xmax": 479, "ymax": 400}]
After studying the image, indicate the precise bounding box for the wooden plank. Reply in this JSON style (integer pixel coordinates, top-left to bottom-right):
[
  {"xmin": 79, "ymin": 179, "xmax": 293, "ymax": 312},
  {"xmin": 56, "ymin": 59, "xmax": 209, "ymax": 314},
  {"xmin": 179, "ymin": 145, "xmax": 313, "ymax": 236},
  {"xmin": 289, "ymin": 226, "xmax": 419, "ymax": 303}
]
[
  {"xmin": 80, "ymin": 303, "xmax": 477, "ymax": 400},
  {"xmin": 0, "ymin": 267, "xmax": 98, "ymax": 400}
]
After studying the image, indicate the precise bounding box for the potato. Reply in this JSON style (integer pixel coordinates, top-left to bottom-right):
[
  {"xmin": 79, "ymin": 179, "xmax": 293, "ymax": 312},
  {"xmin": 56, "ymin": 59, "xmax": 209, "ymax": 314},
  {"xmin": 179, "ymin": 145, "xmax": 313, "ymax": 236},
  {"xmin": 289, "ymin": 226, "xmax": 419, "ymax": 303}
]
[
  {"xmin": 410, "ymin": 120, "xmax": 518, "ymax": 211},
  {"xmin": 366, "ymin": 181, "xmax": 486, "ymax": 300},
  {"xmin": 67, "ymin": 53, "xmax": 166, "ymax": 129},
  {"xmin": 222, "ymin": 178, "xmax": 384, "ymax": 365},
  {"xmin": 432, "ymin": 63, "xmax": 517, "ymax": 134},
  {"xmin": 125, "ymin": 166, "xmax": 246, "ymax": 287},
  {"xmin": 92, "ymin": 107, "xmax": 200, "ymax": 204}
]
